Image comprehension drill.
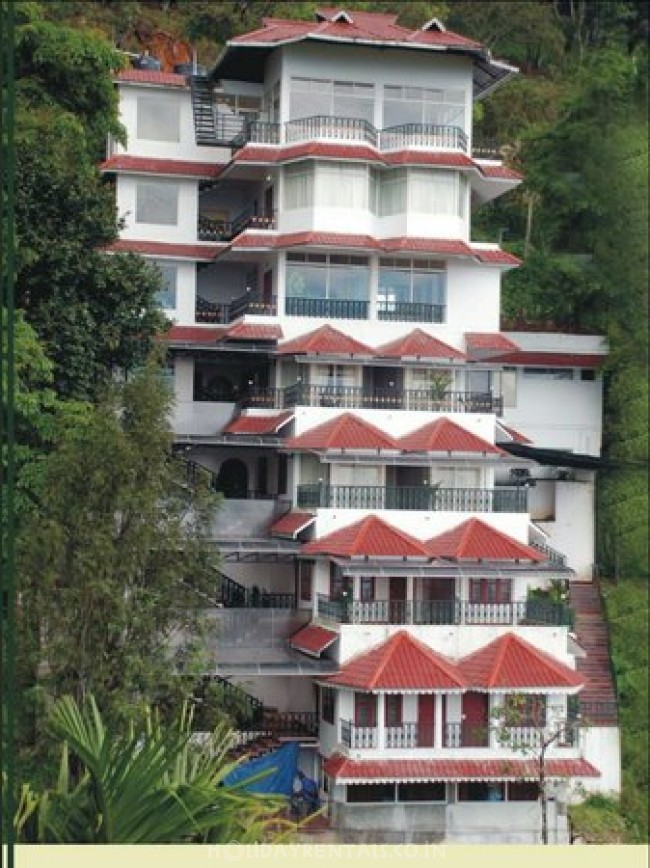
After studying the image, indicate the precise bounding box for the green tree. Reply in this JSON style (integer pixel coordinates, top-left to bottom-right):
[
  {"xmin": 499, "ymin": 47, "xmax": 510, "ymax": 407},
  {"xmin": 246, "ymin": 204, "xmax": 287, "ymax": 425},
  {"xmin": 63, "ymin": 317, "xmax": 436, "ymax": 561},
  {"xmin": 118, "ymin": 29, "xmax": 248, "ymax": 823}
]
[
  {"xmin": 16, "ymin": 362, "xmax": 221, "ymax": 767},
  {"xmin": 10, "ymin": 694, "xmax": 290, "ymax": 843}
]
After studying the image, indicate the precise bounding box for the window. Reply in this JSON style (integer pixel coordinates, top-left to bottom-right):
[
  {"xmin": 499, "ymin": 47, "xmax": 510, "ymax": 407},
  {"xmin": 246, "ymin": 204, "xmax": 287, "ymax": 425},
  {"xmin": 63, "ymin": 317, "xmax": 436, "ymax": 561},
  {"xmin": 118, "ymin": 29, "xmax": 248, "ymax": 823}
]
[
  {"xmin": 523, "ymin": 368, "xmax": 574, "ymax": 380},
  {"xmin": 398, "ymin": 783, "xmax": 446, "ymax": 802},
  {"xmin": 432, "ymin": 466, "xmax": 481, "ymax": 488},
  {"xmin": 329, "ymin": 564, "xmax": 351, "ymax": 602},
  {"xmin": 496, "ymin": 367, "xmax": 518, "ymax": 408},
  {"xmin": 580, "ymin": 369, "xmax": 596, "ymax": 381},
  {"xmin": 284, "ymin": 163, "xmax": 314, "ymax": 209},
  {"xmin": 137, "ymin": 94, "xmax": 181, "ymax": 142},
  {"xmin": 469, "ymin": 578, "xmax": 512, "ymax": 604},
  {"xmin": 409, "ymin": 169, "xmax": 467, "ymax": 218},
  {"xmin": 383, "ymin": 85, "xmax": 465, "ymax": 130},
  {"xmin": 508, "ymin": 782, "xmax": 539, "ymax": 801},
  {"xmin": 360, "ymin": 577, "xmax": 375, "ymax": 603},
  {"xmin": 385, "ymin": 694, "xmax": 402, "ymax": 727},
  {"xmin": 136, "ymin": 181, "xmax": 179, "ymax": 226},
  {"xmin": 378, "ymin": 258, "xmax": 446, "ymax": 319},
  {"xmin": 321, "ymin": 687, "xmax": 335, "ymax": 724},
  {"xmin": 354, "ymin": 693, "xmax": 377, "ymax": 727},
  {"xmin": 379, "ymin": 169, "xmax": 408, "ymax": 216},
  {"xmin": 152, "ymin": 261, "xmax": 178, "ymax": 309},
  {"xmin": 299, "ymin": 561, "xmax": 313, "ymax": 603},
  {"xmin": 284, "ymin": 162, "xmax": 373, "ymax": 210},
  {"xmin": 290, "ymin": 78, "xmax": 374, "ymax": 123},
  {"xmin": 458, "ymin": 782, "xmax": 505, "ymax": 802},
  {"xmin": 286, "ymin": 253, "xmax": 370, "ymax": 302},
  {"xmin": 346, "ymin": 784, "xmax": 395, "ymax": 803}
]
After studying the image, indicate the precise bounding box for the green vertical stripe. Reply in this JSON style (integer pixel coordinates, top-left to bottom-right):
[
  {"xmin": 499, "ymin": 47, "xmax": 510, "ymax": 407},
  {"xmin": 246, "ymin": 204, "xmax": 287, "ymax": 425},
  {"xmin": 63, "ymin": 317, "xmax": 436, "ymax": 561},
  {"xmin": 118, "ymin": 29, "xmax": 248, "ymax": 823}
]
[{"xmin": 1, "ymin": 0, "xmax": 16, "ymax": 862}]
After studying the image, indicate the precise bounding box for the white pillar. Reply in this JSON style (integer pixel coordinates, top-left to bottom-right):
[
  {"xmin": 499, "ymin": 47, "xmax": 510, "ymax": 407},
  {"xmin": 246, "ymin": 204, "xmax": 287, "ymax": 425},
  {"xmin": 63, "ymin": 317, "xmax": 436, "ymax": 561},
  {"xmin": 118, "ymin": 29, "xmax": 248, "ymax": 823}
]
[
  {"xmin": 377, "ymin": 693, "xmax": 385, "ymax": 750},
  {"xmin": 434, "ymin": 694, "xmax": 443, "ymax": 748}
]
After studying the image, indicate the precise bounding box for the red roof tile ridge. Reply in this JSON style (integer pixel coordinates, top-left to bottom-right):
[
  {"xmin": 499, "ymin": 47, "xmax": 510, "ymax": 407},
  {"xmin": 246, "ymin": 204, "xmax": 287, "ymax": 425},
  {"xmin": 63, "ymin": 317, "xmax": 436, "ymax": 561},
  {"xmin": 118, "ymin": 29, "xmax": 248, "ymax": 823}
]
[
  {"xmin": 366, "ymin": 630, "xmax": 404, "ymax": 688},
  {"xmin": 487, "ymin": 632, "xmax": 513, "ymax": 688}
]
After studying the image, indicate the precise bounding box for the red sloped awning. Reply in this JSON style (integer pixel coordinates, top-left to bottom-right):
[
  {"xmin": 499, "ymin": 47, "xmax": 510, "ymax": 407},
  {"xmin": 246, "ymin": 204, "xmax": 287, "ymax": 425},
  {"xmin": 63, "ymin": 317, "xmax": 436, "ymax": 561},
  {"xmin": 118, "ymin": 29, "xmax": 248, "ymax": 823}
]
[{"xmin": 290, "ymin": 624, "xmax": 339, "ymax": 658}]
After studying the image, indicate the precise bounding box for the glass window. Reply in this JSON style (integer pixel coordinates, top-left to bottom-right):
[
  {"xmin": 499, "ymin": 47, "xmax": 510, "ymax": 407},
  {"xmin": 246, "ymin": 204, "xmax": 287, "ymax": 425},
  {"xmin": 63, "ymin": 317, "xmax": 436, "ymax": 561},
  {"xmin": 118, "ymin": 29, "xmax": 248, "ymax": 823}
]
[
  {"xmin": 383, "ymin": 85, "xmax": 465, "ymax": 130},
  {"xmin": 458, "ymin": 782, "xmax": 505, "ymax": 802},
  {"xmin": 379, "ymin": 169, "xmax": 407, "ymax": 216},
  {"xmin": 136, "ymin": 181, "xmax": 179, "ymax": 226},
  {"xmin": 409, "ymin": 169, "xmax": 467, "ymax": 218},
  {"xmin": 286, "ymin": 254, "xmax": 370, "ymax": 302},
  {"xmin": 469, "ymin": 578, "xmax": 512, "ymax": 604},
  {"xmin": 137, "ymin": 95, "xmax": 181, "ymax": 142},
  {"xmin": 152, "ymin": 260, "xmax": 177, "ymax": 309},
  {"xmin": 284, "ymin": 162, "xmax": 314, "ymax": 209},
  {"xmin": 299, "ymin": 561, "xmax": 313, "ymax": 602},
  {"xmin": 360, "ymin": 577, "xmax": 375, "ymax": 603},
  {"xmin": 508, "ymin": 782, "xmax": 539, "ymax": 801},
  {"xmin": 378, "ymin": 258, "xmax": 446, "ymax": 319},
  {"xmin": 384, "ymin": 694, "xmax": 402, "ymax": 727},
  {"xmin": 398, "ymin": 783, "xmax": 446, "ymax": 802},
  {"xmin": 347, "ymin": 784, "xmax": 395, "ymax": 803},
  {"xmin": 354, "ymin": 693, "xmax": 377, "ymax": 727},
  {"xmin": 290, "ymin": 78, "xmax": 374, "ymax": 122},
  {"xmin": 321, "ymin": 686, "xmax": 335, "ymax": 724},
  {"xmin": 523, "ymin": 368, "xmax": 574, "ymax": 380}
]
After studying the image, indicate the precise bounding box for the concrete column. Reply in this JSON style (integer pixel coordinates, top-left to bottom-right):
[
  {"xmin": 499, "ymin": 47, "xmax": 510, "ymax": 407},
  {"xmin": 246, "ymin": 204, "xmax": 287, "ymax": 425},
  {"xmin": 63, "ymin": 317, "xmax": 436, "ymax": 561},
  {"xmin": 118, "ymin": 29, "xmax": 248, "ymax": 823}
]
[
  {"xmin": 406, "ymin": 574, "xmax": 414, "ymax": 624},
  {"xmin": 377, "ymin": 693, "xmax": 385, "ymax": 750},
  {"xmin": 434, "ymin": 694, "xmax": 443, "ymax": 748},
  {"xmin": 369, "ymin": 254, "xmax": 379, "ymax": 320}
]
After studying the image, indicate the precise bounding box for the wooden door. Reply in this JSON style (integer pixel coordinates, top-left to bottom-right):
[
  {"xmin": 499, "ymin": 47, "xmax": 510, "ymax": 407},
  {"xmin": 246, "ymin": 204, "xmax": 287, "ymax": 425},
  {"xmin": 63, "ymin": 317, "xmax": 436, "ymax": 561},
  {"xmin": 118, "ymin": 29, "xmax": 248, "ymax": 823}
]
[
  {"xmin": 417, "ymin": 694, "xmax": 435, "ymax": 747},
  {"xmin": 389, "ymin": 576, "xmax": 407, "ymax": 623},
  {"xmin": 462, "ymin": 692, "xmax": 489, "ymax": 746}
]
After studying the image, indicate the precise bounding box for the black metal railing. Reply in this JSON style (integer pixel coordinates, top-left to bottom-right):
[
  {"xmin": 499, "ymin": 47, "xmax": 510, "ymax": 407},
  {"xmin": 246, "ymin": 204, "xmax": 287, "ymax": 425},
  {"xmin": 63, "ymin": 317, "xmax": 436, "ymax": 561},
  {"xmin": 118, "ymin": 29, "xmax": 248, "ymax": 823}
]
[
  {"xmin": 315, "ymin": 595, "xmax": 573, "ymax": 627},
  {"xmin": 380, "ymin": 123, "xmax": 468, "ymax": 153},
  {"xmin": 195, "ymin": 297, "xmax": 230, "ymax": 324},
  {"xmin": 286, "ymin": 115, "xmax": 378, "ymax": 146},
  {"xmin": 281, "ymin": 383, "xmax": 502, "ymax": 414},
  {"xmin": 199, "ymin": 674, "xmax": 265, "ymax": 727},
  {"xmin": 260, "ymin": 710, "xmax": 319, "ymax": 737},
  {"xmin": 297, "ymin": 484, "xmax": 528, "ymax": 513},
  {"xmin": 228, "ymin": 289, "xmax": 276, "ymax": 320},
  {"xmin": 218, "ymin": 572, "xmax": 296, "ymax": 609},
  {"xmin": 472, "ymin": 135, "xmax": 507, "ymax": 160},
  {"xmin": 285, "ymin": 297, "xmax": 369, "ymax": 319},
  {"xmin": 529, "ymin": 540, "xmax": 568, "ymax": 567},
  {"xmin": 377, "ymin": 302, "xmax": 446, "ymax": 323},
  {"xmin": 197, "ymin": 206, "xmax": 276, "ymax": 243}
]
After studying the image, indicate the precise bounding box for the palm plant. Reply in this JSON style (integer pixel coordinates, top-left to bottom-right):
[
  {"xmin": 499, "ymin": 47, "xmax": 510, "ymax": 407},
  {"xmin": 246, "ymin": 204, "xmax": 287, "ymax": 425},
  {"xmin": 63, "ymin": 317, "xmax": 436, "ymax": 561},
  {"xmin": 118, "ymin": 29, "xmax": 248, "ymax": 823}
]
[{"xmin": 10, "ymin": 694, "xmax": 293, "ymax": 843}]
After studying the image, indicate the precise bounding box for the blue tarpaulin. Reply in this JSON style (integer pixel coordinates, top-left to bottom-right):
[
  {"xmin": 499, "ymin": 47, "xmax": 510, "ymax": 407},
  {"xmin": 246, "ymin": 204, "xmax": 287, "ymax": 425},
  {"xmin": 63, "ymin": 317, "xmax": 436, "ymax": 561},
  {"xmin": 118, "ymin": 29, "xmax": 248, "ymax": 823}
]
[{"xmin": 223, "ymin": 741, "xmax": 299, "ymax": 796}]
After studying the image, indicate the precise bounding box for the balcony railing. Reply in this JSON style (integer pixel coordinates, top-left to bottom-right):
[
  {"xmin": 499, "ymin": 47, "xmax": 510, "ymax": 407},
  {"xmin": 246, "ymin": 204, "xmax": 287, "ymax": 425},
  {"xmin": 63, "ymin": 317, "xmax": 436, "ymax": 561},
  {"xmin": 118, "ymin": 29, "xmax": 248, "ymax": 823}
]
[
  {"xmin": 238, "ymin": 387, "xmax": 285, "ymax": 409},
  {"xmin": 228, "ymin": 289, "xmax": 276, "ymax": 320},
  {"xmin": 340, "ymin": 720, "xmax": 378, "ymax": 749},
  {"xmin": 377, "ymin": 302, "xmax": 446, "ymax": 323},
  {"xmin": 286, "ymin": 115, "xmax": 378, "ymax": 147},
  {"xmin": 297, "ymin": 484, "xmax": 528, "ymax": 513},
  {"xmin": 444, "ymin": 722, "xmax": 489, "ymax": 748},
  {"xmin": 315, "ymin": 595, "xmax": 573, "ymax": 627},
  {"xmin": 285, "ymin": 297, "xmax": 369, "ymax": 319},
  {"xmin": 380, "ymin": 123, "xmax": 468, "ymax": 153},
  {"xmin": 197, "ymin": 207, "xmax": 276, "ymax": 242},
  {"xmin": 281, "ymin": 383, "xmax": 502, "ymax": 414}
]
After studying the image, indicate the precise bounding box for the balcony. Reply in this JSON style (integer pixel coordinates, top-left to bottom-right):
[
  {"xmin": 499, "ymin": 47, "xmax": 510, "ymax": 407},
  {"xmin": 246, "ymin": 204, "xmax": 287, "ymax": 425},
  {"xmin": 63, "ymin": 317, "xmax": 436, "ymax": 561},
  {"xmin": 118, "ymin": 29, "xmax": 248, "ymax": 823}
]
[
  {"xmin": 197, "ymin": 207, "xmax": 276, "ymax": 243},
  {"xmin": 194, "ymin": 289, "xmax": 276, "ymax": 326},
  {"xmin": 377, "ymin": 301, "xmax": 445, "ymax": 323},
  {"xmin": 285, "ymin": 115, "xmax": 378, "ymax": 147},
  {"xmin": 380, "ymin": 124, "xmax": 467, "ymax": 153},
  {"xmin": 297, "ymin": 485, "xmax": 528, "ymax": 513},
  {"xmin": 315, "ymin": 595, "xmax": 574, "ymax": 628},
  {"xmin": 443, "ymin": 722, "xmax": 489, "ymax": 748},
  {"xmin": 285, "ymin": 297, "xmax": 369, "ymax": 319},
  {"xmin": 281, "ymin": 384, "xmax": 503, "ymax": 414},
  {"xmin": 340, "ymin": 720, "xmax": 378, "ymax": 749}
]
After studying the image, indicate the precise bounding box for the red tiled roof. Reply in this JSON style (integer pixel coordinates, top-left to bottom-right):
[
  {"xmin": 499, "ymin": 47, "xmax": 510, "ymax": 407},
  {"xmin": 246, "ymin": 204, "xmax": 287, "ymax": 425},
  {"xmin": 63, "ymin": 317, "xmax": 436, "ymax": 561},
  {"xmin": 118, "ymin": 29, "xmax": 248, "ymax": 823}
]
[
  {"xmin": 399, "ymin": 418, "xmax": 505, "ymax": 455},
  {"xmin": 489, "ymin": 351, "xmax": 606, "ymax": 368},
  {"xmin": 278, "ymin": 231, "xmax": 378, "ymax": 250},
  {"xmin": 222, "ymin": 411, "xmax": 293, "ymax": 436},
  {"xmin": 477, "ymin": 164, "xmax": 524, "ymax": 181},
  {"xmin": 498, "ymin": 423, "xmax": 533, "ymax": 445},
  {"xmin": 323, "ymin": 755, "xmax": 600, "ymax": 783},
  {"xmin": 375, "ymin": 329, "xmax": 465, "ymax": 361},
  {"xmin": 277, "ymin": 325, "xmax": 373, "ymax": 357},
  {"xmin": 383, "ymin": 151, "xmax": 475, "ymax": 168},
  {"xmin": 162, "ymin": 326, "xmax": 225, "ymax": 344},
  {"xmin": 100, "ymin": 155, "xmax": 221, "ymax": 178},
  {"xmin": 269, "ymin": 510, "xmax": 316, "ymax": 538},
  {"xmin": 465, "ymin": 332, "xmax": 520, "ymax": 354},
  {"xmin": 231, "ymin": 12, "xmax": 483, "ymax": 50},
  {"xmin": 324, "ymin": 631, "xmax": 466, "ymax": 691},
  {"xmin": 108, "ymin": 240, "xmax": 223, "ymax": 260},
  {"xmin": 459, "ymin": 633, "xmax": 585, "ymax": 690},
  {"xmin": 229, "ymin": 232, "xmax": 278, "ymax": 249},
  {"xmin": 472, "ymin": 248, "xmax": 522, "ymax": 266},
  {"xmin": 302, "ymin": 515, "xmax": 431, "ymax": 559},
  {"xmin": 291, "ymin": 623, "xmax": 339, "ymax": 657},
  {"xmin": 220, "ymin": 322, "xmax": 283, "ymax": 341},
  {"xmin": 382, "ymin": 237, "xmax": 472, "ymax": 256},
  {"xmin": 285, "ymin": 413, "xmax": 400, "ymax": 452},
  {"xmin": 426, "ymin": 518, "xmax": 546, "ymax": 562},
  {"xmin": 115, "ymin": 69, "xmax": 187, "ymax": 87}
]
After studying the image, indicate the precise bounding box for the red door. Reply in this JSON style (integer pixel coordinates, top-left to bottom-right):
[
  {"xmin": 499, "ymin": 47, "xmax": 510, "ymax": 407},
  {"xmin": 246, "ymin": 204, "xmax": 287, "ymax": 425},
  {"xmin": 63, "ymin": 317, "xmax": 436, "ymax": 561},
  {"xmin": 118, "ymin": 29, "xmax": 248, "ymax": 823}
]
[
  {"xmin": 462, "ymin": 692, "xmax": 489, "ymax": 746},
  {"xmin": 389, "ymin": 576, "xmax": 407, "ymax": 623},
  {"xmin": 417, "ymin": 694, "xmax": 435, "ymax": 747}
]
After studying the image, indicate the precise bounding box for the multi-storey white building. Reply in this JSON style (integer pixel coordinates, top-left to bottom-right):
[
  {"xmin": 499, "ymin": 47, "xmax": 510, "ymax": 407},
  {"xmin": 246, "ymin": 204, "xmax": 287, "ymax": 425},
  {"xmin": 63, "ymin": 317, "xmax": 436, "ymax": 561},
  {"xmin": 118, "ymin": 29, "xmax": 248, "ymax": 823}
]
[{"xmin": 103, "ymin": 8, "xmax": 619, "ymax": 843}]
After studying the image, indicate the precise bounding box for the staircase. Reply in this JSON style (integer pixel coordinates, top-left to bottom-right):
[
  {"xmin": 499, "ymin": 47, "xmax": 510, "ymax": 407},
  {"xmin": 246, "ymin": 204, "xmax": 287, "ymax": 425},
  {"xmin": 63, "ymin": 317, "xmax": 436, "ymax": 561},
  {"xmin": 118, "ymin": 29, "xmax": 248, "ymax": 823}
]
[
  {"xmin": 569, "ymin": 582, "xmax": 618, "ymax": 725},
  {"xmin": 189, "ymin": 75, "xmax": 247, "ymax": 148}
]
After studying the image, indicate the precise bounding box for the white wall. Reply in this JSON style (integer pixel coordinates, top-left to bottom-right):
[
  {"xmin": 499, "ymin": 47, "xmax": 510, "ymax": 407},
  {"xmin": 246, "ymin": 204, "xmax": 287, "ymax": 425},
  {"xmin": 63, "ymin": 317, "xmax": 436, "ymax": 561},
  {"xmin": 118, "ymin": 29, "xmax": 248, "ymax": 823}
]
[
  {"xmin": 537, "ymin": 476, "xmax": 596, "ymax": 579},
  {"xmin": 116, "ymin": 175, "xmax": 199, "ymax": 243},
  {"xmin": 576, "ymin": 727, "xmax": 621, "ymax": 795}
]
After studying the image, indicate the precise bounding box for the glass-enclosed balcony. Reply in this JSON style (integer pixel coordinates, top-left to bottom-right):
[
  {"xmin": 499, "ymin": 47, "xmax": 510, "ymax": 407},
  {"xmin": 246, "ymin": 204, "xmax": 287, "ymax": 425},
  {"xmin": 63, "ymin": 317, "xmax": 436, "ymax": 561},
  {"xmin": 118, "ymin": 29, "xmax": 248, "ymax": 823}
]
[
  {"xmin": 285, "ymin": 253, "xmax": 370, "ymax": 320},
  {"xmin": 297, "ymin": 484, "xmax": 528, "ymax": 513}
]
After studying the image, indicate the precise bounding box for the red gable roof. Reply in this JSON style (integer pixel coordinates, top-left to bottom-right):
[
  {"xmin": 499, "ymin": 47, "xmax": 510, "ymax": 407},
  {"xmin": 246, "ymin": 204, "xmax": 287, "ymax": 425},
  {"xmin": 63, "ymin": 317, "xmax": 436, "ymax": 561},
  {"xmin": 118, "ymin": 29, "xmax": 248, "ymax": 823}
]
[
  {"xmin": 459, "ymin": 633, "xmax": 584, "ymax": 690},
  {"xmin": 107, "ymin": 240, "xmax": 223, "ymax": 261},
  {"xmin": 162, "ymin": 326, "xmax": 225, "ymax": 344},
  {"xmin": 290, "ymin": 623, "xmax": 339, "ymax": 657},
  {"xmin": 269, "ymin": 510, "xmax": 316, "ymax": 539},
  {"xmin": 498, "ymin": 423, "xmax": 533, "ymax": 445},
  {"xmin": 472, "ymin": 248, "xmax": 522, "ymax": 266},
  {"xmin": 278, "ymin": 325, "xmax": 373, "ymax": 357},
  {"xmin": 399, "ymin": 418, "xmax": 505, "ymax": 455},
  {"xmin": 324, "ymin": 631, "xmax": 466, "ymax": 691},
  {"xmin": 375, "ymin": 329, "xmax": 465, "ymax": 361},
  {"xmin": 302, "ymin": 515, "xmax": 430, "ymax": 559},
  {"xmin": 489, "ymin": 351, "xmax": 606, "ymax": 368},
  {"xmin": 223, "ymin": 412, "xmax": 293, "ymax": 436},
  {"xmin": 465, "ymin": 332, "xmax": 520, "ymax": 355},
  {"xmin": 115, "ymin": 69, "xmax": 187, "ymax": 88},
  {"xmin": 220, "ymin": 322, "xmax": 283, "ymax": 341},
  {"xmin": 323, "ymin": 755, "xmax": 599, "ymax": 783},
  {"xmin": 100, "ymin": 155, "xmax": 220, "ymax": 179},
  {"xmin": 426, "ymin": 518, "xmax": 546, "ymax": 562},
  {"xmin": 285, "ymin": 413, "xmax": 399, "ymax": 452}
]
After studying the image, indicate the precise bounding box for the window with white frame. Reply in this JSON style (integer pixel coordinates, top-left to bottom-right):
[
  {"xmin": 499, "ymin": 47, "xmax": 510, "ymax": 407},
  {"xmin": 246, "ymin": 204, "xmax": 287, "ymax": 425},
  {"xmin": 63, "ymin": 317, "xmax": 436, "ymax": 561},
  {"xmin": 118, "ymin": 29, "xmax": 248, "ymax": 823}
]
[
  {"xmin": 137, "ymin": 94, "xmax": 181, "ymax": 142},
  {"xmin": 431, "ymin": 466, "xmax": 482, "ymax": 488},
  {"xmin": 284, "ymin": 162, "xmax": 372, "ymax": 210},
  {"xmin": 378, "ymin": 258, "xmax": 446, "ymax": 319},
  {"xmin": 289, "ymin": 78, "xmax": 374, "ymax": 122},
  {"xmin": 135, "ymin": 181, "xmax": 179, "ymax": 226},
  {"xmin": 409, "ymin": 169, "xmax": 467, "ymax": 218},
  {"xmin": 286, "ymin": 253, "xmax": 370, "ymax": 301},
  {"xmin": 383, "ymin": 84, "xmax": 465, "ymax": 130},
  {"xmin": 151, "ymin": 260, "xmax": 178, "ymax": 309},
  {"xmin": 379, "ymin": 168, "xmax": 407, "ymax": 216}
]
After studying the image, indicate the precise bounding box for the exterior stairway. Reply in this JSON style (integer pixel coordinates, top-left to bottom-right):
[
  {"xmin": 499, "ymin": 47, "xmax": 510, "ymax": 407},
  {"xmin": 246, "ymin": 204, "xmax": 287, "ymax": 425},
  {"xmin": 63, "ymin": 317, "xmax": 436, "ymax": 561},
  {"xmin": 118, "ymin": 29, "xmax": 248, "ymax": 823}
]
[{"xmin": 569, "ymin": 582, "xmax": 618, "ymax": 725}]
